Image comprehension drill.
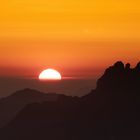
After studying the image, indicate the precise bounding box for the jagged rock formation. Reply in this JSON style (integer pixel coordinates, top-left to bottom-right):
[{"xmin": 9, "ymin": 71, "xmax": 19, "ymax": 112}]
[{"xmin": 97, "ymin": 61, "xmax": 140, "ymax": 92}]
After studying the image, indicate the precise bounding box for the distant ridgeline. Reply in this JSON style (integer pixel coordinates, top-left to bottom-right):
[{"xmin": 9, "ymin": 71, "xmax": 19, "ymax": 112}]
[{"xmin": 0, "ymin": 61, "xmax": 140, "ymax": 140}]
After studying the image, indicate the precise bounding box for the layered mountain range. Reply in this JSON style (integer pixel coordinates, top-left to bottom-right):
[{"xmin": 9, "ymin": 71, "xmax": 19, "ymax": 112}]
[{"xmin": 0, "ymin": 61, "xmax": 140, "ymax": 140}]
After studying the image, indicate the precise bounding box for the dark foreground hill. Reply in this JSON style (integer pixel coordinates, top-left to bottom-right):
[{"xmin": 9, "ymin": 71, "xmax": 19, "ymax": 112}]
[
  {"xmin": 1, "ymin": 61, "xmax": 140, "ymax": 140},
  {"xmin": 0, "ymin": 88, "xmax": 60, "ymax": 128}
]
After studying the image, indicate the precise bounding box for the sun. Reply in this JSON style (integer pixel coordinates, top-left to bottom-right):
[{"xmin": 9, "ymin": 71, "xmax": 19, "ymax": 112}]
[{"xmin": 39, "ymin": 69, "xmax": 62, "ymax": 80}]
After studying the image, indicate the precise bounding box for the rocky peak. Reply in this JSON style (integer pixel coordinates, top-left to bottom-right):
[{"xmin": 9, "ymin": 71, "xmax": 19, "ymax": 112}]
[{"xmin": 96, "ymin": 61, "xmax": 140, "ymax": 92}]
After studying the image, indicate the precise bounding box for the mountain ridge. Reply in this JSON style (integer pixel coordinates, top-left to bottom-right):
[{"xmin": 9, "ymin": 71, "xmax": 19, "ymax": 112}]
[
  {"xmin": 0, "ymin": 88, "xmax": 61, "ymax": 128},
  {"xmin": 0, "ymin": 61, "xmax": 140, "ymax": 140}
]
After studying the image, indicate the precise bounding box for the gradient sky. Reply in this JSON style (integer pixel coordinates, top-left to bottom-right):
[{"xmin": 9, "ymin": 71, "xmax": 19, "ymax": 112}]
[{"xmin": 0, "ymin": 0, "xmax": 140, "ymax": 78}]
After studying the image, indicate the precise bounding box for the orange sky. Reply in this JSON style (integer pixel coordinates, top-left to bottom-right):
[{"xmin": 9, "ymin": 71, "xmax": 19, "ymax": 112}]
[{"xmin": 0, "ymin": 0, "xmax": 140, "ymax": 78}]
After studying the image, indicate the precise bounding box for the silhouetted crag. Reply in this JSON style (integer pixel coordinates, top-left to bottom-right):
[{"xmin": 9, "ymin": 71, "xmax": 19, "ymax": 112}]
[
  {"xmin": 1, "ymin": 61, "xmax": 140, "ymax": 140},
  {"xmin": 97, "ymin": 61, "xmax": 140, "ymax": 93}
]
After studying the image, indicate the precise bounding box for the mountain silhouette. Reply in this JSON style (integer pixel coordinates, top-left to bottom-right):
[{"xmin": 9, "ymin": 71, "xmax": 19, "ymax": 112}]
[
  {"xmin": 0, "ymin": 88, "xmax": 60, "ymax": 128},
  {"xmin": 0, "ymin": 61, "xmax": 140, "ymax": 140}
]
